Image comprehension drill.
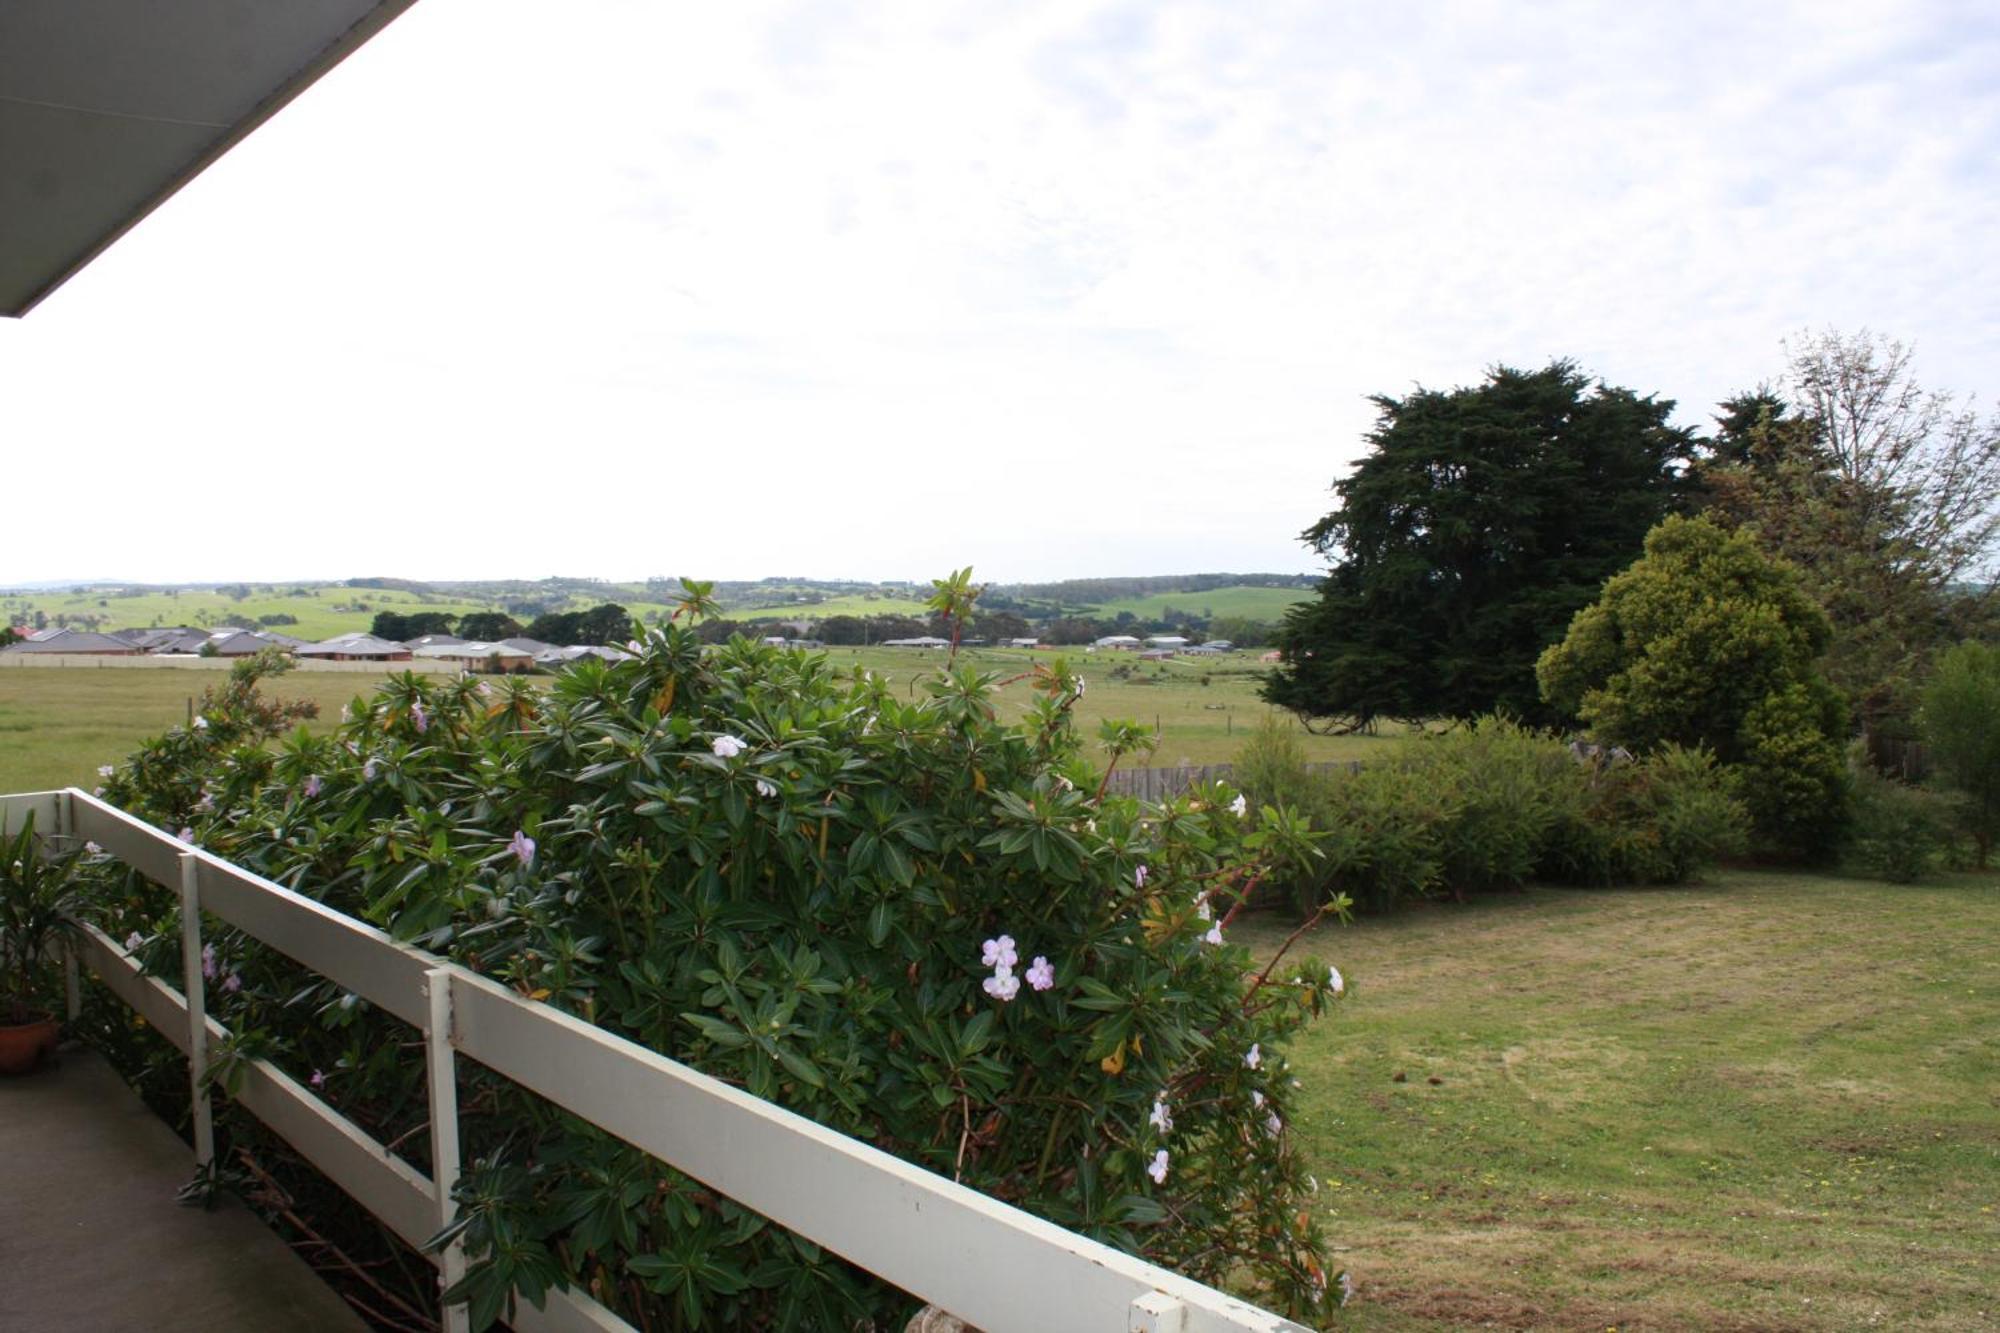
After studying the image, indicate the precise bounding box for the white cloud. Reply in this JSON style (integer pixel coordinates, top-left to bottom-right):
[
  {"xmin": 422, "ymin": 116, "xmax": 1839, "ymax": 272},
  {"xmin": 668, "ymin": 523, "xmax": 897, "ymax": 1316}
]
[{"xmin": 4, "ymin": 0, "xmax": 1996, "ymax": 583}]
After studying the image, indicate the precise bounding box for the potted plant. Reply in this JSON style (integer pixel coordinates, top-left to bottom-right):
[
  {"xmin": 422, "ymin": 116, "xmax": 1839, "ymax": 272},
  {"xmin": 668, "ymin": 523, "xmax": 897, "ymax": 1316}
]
[{"xmin": 0, "ymin": 813, "xmax": 85, "ymax": 1076}]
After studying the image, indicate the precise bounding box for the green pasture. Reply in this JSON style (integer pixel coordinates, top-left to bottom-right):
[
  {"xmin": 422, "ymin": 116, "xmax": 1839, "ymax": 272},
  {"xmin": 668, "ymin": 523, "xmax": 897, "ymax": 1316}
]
[
  {"xmin": 0, "ymin": 669, "xmax": 404, "ymax": 794},
  {"xmin": 1082, "ymin": 584, "xmax": 1313, "ymax": 622},
  {"xmin": 4, "ymin": 585, "xmax": 499, "ymax": 641},
  {"xmin": 0, "ymin": 645, "xmax": 1375, "ymax": 794},
  {"xmin": 727, "ymin": 592, "xmax": 933, "ymax": 620},
  {"xmin": 1235, "ymin": 871, "xmax": 2000, "ymax": 1330}
]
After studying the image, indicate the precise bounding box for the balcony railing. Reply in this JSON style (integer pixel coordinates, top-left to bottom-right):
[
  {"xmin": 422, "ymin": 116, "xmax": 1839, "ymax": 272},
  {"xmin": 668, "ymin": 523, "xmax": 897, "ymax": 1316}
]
[{"xmin": 2, "ymin": 787, "xmax": 1309, "ymax": 1333}]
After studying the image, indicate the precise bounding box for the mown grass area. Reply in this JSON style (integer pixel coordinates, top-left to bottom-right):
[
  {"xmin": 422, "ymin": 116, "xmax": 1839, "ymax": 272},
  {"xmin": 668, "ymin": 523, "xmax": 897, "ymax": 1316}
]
[
  {"xmin": 0, "ymin": 646, "xmax": 1380, "ymax": 793},
  {"xmin": 1232, "ymin": 871, "xmax": 2000, "ymax": 1331},
  {"xmin": 0, "ymin": 669, "xmax": 408, "ymax": 793}
]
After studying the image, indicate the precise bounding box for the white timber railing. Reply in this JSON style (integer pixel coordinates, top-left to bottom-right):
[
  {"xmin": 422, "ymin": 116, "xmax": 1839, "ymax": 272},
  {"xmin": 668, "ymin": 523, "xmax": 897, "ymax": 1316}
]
[{"xmin": 2, "ymin": 788, "xmax": 1309, "ymax": 1333}]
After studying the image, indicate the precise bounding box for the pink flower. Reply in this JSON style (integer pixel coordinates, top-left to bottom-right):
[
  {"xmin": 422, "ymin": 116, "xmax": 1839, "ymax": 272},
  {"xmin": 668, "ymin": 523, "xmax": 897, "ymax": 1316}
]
[
  {"xmin": 411, "ymin": 700, "xmax": 429, "ymax": 734},
  {"xmin": 980, "ymin": 935, "xmax": 1018, "ymax": 970},
  {"xmin": 1025, "ymin": 956, "xmax": 1055, "ymax": 991},
  {"xmin": 363, "ymin": 758, "xmax": 378, "ymax": 782},
  {"xmin": 303, "ymin": 774, "xmax": 322, "ymax": 798},
  {"xmin": 1134, "ymin": 864, "xmax": 1149, "ymax": 889},
  {"xmin": 1146, "ymin": 1149, "xmax": 1169, "ymax": 1184},
  {"xmin": 223, "ymin": 972, "xmax": 242, "ymax": 993},
  {"xmin": 124, "ymin": 932, "xmax": 143, "ymax": 952},
  {"xmin": 982, "ymin": 969, "xmax": 1020, "ymax": 1002},
  {"xmin": 201, "ymin": 942, "xmax": 217, "ymax": 981},
  {"xmin": 178, "ymin": 826, "xmax": 195, "ymax": 843},
  {"xmin": 508, "ymin": 830, "xmax": 536, "ymax": 868},
  {"xmin": 309, "ymin": 1070, "xmax": 326, "ymax": 1089}
]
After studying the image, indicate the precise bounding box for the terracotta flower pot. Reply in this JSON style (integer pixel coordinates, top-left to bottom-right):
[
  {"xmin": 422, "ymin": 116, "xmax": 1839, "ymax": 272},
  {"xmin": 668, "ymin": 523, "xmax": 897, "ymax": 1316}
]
[{"xmin": 0, "ymin": 1012, "xmax": 60, "ymax": 1076}]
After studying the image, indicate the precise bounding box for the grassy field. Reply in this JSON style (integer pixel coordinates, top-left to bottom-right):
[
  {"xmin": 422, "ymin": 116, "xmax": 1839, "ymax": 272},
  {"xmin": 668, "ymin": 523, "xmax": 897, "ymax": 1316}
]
[
  {"xmin": 1084, "ymin": 583, "xmax": 1315, "ymax": 622},
  {"xmin": 1233, "ymin": 871, "xmax": 2000, "ymax": 1331},
  {"xmin": 5, "ymin": 585, "xmax": 498, "ymax": 641},
  {"xmin": 729, "ymin": 592, "xmax": 933, "ymax": 619},
  {"xmin": 0, "ymin": 646, "xmax": 1379, "ymax": 794},
  {"xmin": 0, "ymin": 669, "xmax": 410, "ymax": 793}
]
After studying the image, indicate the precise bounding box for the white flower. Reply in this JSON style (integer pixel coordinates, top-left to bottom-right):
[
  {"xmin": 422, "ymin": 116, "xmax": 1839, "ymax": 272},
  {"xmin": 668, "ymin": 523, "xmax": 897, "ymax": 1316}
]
[
  {"xmin": 1327, "ymin": 965, "xmax": 1345, "ymax": 997},
  {"xmin": 982, "ymin": 968, "xmax": 1020, "ymax": 1002},
  {"xmin": 711, "ymin": 734, "xmax": 748, "ymax": 758},
  {"xmin": 1054, "ymin": 774, "xmax": 1074, "ymax": 792},
  {"xmin": 1339, "ymin": 1272, "xmax": 1354, "ymax": 1305},
  {"xmin": 1134, "ymin": 864, "xmax": 1149, "ymax": 889},
  {"xmin": 363, "ymin": 758, "xmax": 378, "ymax": 782},
  {"xmin": 124, "ymin": 931, "xmax": 143, "ymax": 951},
  {"xmin": 1146, "ymin": 1148, "xmax": 1169, "ymax": 1184},
  {"xmin": 981, "ymin": 935, "xmax": 1019, "ymax": 970},
  {"xmin": 1204, "ymin": 924, "xmax": 1224, "ymax": 946},
  {"xmin": 1265, "ymin": 1111, "xmax": 1283, "ymax": 1137},
  {"xmin": 1025, "ymin": 956, "xmax": 1055, "ymax": 991},
  {"xmin": 1229, "ymin": 793, "xmax": 1248, "ymax": 818},
  {"xmin": 1149, "ymin": 1097, "xmax": 1173, "ymax": 1134},
  {"xmin": 192, "ymin": 716, "xmax": 209, "ymax": 730},
  {"xmin": 98, "ymin": 765, "xmax": 115, "ymax": 778},
  {"xmin": 178, "ymin": 826, "xmax": 195, "ymax": 843},
  {"xmin": 1196, "ymin": 897, "xmax": 1212, "ymax": 921},
  {"xmin": 85, "ymin": 841, "xmax": 102, "ymax": 855},
  {"xmin": 754, "ymin": 778, "xmax": 778, "ymax": 799},
  {"xmin": 1073, "ymin": 677, "xmax": 1087, "ymax": 697},
  {"xmin": 1244, "ymin": 1043, "xmax": 1261, "ymax": 1069},
  {"xmin": 1251, "ymin": 1089, "xmax": 1266, "ymax": 1108}
]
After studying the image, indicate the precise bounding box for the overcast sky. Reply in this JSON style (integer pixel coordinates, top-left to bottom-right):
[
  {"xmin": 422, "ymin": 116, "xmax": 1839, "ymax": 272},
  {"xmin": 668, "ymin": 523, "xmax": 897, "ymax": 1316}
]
[{"xmin": 5, "ymin": 0, "xmax": 1997, "ymax": 586}]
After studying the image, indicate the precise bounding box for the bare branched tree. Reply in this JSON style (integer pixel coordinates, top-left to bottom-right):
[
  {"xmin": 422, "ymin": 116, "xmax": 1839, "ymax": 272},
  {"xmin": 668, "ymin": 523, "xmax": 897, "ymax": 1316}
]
[{"xmin": 1782, "ymin": 328, "xmax": 2000, "ymax": 589}]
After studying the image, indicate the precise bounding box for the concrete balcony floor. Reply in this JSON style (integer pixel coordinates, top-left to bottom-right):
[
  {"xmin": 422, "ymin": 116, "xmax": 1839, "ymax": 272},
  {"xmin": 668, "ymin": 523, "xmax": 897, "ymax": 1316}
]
[{"xmin": 0, "ymin": 1045, "xmax": 366, "ymax": 1332}]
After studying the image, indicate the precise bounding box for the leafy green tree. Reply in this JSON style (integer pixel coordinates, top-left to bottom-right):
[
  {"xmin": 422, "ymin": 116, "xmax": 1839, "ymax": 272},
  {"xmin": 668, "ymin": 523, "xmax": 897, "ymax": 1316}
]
[
  {"xmin": 1537, "ymin": 515, "xmax": 1850, "ymax": 859},
  {"xmin": 1697, "ymin": 332, "xmax": 2000, "ymax": 735},
  {"xmin": 524, "ymin": 604, "xmax": 632, "ymax": 647},
  {"xmin": 1205, "ymin": 616, "xmax": 1272, "ymax": 647},
  {"xmin": 816, "ymin": 615, "xmax": 869, "ymax": 646},
  {"xmin": 456, "ymin": 612, "xmax": 524, "ymax": 642},
  {"xmin": 370, "ymin": 610, "xmax": 456, "ymax": 642},
  {"xmin": 1919, "ymin": 641, "xmax": 2000, "ymax": 866},
  {"xmin": 1043, "ymin": 617, "xmax": 1103, "ymax": 646},
  {"xmin": 1267, "ymin": 361, "xmax": 1697, "ymax": 730}
]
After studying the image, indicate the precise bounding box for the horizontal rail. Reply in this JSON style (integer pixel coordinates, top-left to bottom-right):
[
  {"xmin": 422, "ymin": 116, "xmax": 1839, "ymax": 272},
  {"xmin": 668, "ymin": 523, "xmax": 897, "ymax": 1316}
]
[{"xmin": 6, "ymin": 788, "xmax": 1310, "ymax": 1333}]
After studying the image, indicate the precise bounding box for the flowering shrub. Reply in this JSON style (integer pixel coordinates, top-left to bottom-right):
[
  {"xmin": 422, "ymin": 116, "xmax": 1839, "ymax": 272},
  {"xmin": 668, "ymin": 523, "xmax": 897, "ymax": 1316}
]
[{"xmin": 92, "ymin": 628, "xmax": 1348, "ymax": 1328}]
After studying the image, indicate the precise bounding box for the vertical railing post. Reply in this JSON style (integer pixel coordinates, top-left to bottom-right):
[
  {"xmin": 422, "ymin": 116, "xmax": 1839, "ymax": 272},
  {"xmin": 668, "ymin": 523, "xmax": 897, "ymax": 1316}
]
[
  {"xmin": 178, "ymin": 850, "xmax": 215, "ymax": 1168},
  {"xmin": 425, "ymin": 966, "xmax": 469, "ymax": 1333},
  {"xmin": 63, "ymin": 942, "xmax": 81, "ymax": 1023},
  {"xmin": 1129, "ymin": 1292, "xmax": 1187, "ymax": 1332}
]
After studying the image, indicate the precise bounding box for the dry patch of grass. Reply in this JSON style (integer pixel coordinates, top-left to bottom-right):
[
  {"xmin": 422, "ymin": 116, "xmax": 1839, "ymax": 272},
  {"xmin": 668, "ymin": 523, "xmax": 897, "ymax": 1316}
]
[{"xmin": 1236, "ymin": 872, "xmax": 2000, "ymax": 1330}]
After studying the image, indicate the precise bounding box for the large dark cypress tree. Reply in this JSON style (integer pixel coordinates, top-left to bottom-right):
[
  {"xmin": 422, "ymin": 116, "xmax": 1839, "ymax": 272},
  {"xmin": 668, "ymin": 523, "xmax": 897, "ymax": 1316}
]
[{"xmin": 1264, "ymin": 361, "xmax": 1696, "ymax": 730}]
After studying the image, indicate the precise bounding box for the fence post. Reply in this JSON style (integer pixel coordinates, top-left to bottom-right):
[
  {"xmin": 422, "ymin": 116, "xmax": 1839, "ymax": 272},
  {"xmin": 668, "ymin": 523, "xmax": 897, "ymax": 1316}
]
[
  {"xmin": 178, "ymin": 851, "xmax": 216, "ymax": 1168},
  {"xmin": 1129, "ymin": 1291, "xmax": 1187, "ymax": 1331},
  {"xmin": 425, "ymin": 966, "xmax": 469, "ymax": 1333}
]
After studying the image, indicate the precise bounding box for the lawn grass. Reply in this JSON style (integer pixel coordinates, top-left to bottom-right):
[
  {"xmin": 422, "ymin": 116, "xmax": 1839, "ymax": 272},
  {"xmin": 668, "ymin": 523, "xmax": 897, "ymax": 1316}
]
[{"xmin": 1232, "ymin": 871, "xmax": 2000, "ymax": 1330}]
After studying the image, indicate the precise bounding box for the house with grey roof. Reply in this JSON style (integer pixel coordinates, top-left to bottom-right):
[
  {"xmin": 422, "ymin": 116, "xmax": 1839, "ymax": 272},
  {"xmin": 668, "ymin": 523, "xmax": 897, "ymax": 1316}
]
[
  {"xmin": 2, "ymin": 627, "xmax": 142, "ymax": 655},
  {"xmin": 295, "ymin": 632, "xmax": 411, "ymax": 662}
]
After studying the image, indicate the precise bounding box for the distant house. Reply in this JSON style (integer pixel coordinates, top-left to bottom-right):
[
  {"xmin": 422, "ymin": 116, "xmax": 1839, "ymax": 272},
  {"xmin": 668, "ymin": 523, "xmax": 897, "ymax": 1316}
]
[
  {"xmin": 405, "ymin": 634, "xmax": 469, "ymax": 650},
  {"xmin": 534, "ymin": 645, "xmax": 636, "ymax": 667},
  {"xmin": 1145, "ymin": 635, "xmax": 1189, "ymax": 649},
  {"xmin": 1092, "ymin": 635, "xmax": 1141, "ymax": 650},
  {"xmin": 412, "ymin": 641, "xmax": 535, "ymax": 673},
  {"xmin": 881, "ymin": 636, "xmax": 953, "ymax": 648},
  {"xmin": 1180, "ymin": 645, "xmax": 1224, "ymax": 657},
  {"xmin": 2, "ymin": 627, "xmax": 142, "ymax": 655},
  {"xmin": 1008, "ymin": 637, "xmax": 1040, "ymax": 649},
  {"xmin": 295, "ymin": 632, "xmax": 412, "ymax": 662},
  {"xmin": 1200, "ymin": 640, "xmax": 1234, "ymax": 652},
  {"xmin": 498, "ymin": 637, "xmax": 557, "ymax": 657},
  {"xmin": 1137, "ymin": 648, "xmax": 1175, "ymax": 661},
  {"xmin": 199, "ymin": 630, "xmax": 292, "ymax": 657}
]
